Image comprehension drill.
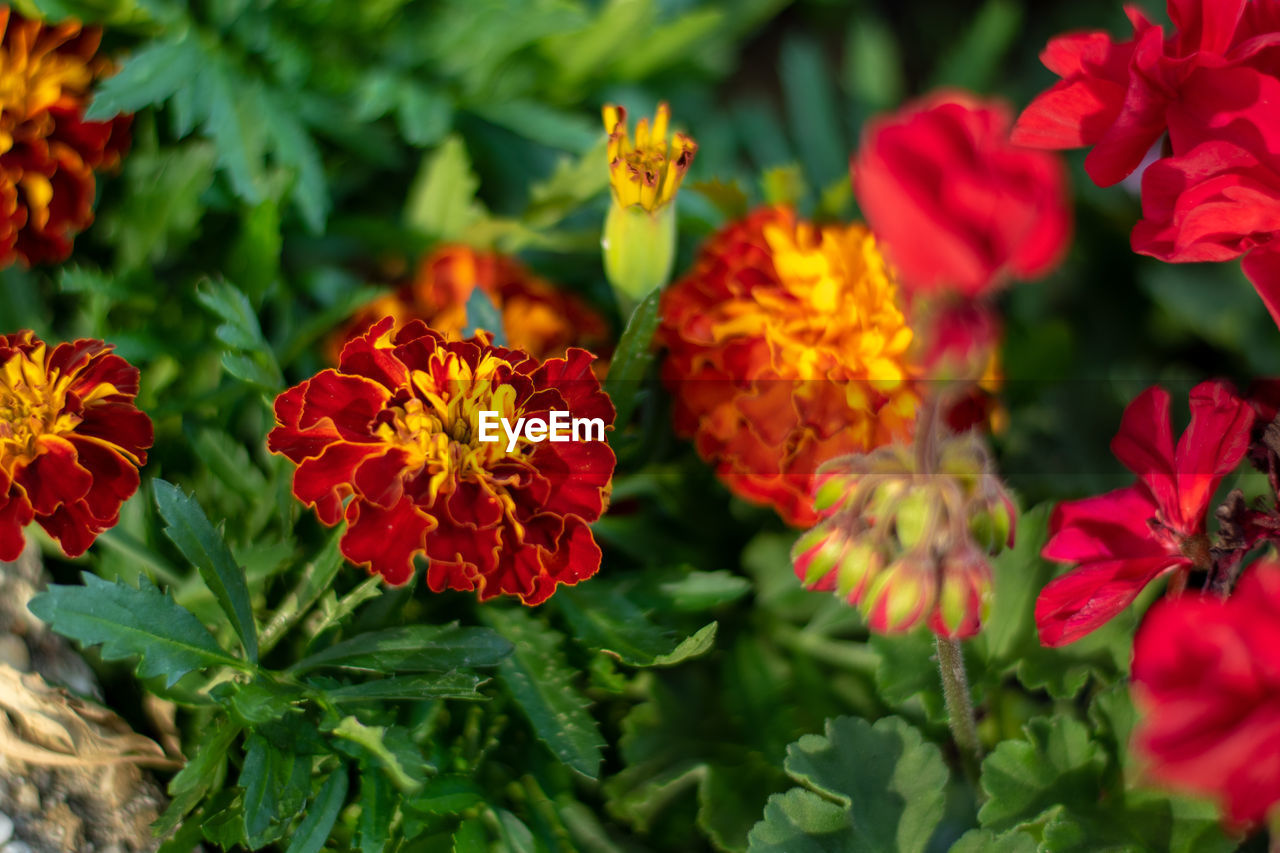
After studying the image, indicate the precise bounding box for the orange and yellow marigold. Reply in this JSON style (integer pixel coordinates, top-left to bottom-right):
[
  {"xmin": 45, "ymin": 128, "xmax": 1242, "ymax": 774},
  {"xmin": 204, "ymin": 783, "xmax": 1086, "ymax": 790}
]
[
  {"xmin": 0, "ymin": 8, "xmax": 130, "ymax": 267},
  {"xmin": 0, "ymin": 331, "xmax": 152, "ymax": 560},
  {"xmin": 270, "ymin": 317, "xmax": 615, "ymax": 604},
  {"xmin": 659, "ymin": 206, "xmax": 923, "ymax": 526},
  {"xmin": 329, "ymin": 245, "xmax": 610, "ymax": 367}
]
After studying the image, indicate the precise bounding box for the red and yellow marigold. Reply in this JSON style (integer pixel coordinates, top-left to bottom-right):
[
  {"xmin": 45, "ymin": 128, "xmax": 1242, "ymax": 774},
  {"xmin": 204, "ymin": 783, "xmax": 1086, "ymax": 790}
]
[
  {"xmin": 270, "ymin": 317, "xmax": 615, "ymax": 604},
  {"xmin": 0, "ymin": 331, "xmax": 152, "ymax": 560},
  {"xmin": 659, "ymin": 205, "xmax": 922, "ymax": 526},
  {"xmin": 0, "ymin": 8, "xmax": 131, "ymax": 267},
  {"xmin": 328, "ymin": 244, "xmax": 610, "ymax": 367}
]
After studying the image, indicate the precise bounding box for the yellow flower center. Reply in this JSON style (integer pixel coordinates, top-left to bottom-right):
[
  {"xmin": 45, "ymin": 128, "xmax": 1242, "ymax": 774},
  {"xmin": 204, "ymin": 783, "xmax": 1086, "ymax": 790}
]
[
  {"xmin": 0, "ymin": 344, "xmax": 77, "ymax": 470},
  {"xmin": 712, "ymin": 217, "xmax": 915, "ymax": 387},
  {"xmin": 604, "ymin": 102, "xmax": 697, "ymax": 213},
  {"xmin": 373, "ymin": 347, "xmax": 530, "ymax": 503},
  {"xmin": 0, "ymin": 20, "xmax": 96, "ymax": 152}
]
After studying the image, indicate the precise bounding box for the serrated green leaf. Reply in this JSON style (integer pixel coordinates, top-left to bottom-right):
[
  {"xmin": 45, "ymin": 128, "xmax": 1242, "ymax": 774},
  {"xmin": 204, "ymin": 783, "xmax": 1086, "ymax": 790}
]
[
  {"xmin": 557, "ymin": 583, "xmax": 717, "ymax": 667},
  {"xmin": 604, "ymin": 285, "xmax": 662, "ymax": 426},
  {"xmin": 195, "ymin": 278, "xmax": 284, "ymax": 389},
  {"xmin": 405, "ymin": 134, "xmax": 482, "ymax": 238},
  {"xmin": 239, "ymin": 734, "xmax": 278, "ymax": 846},
  {"xmin": 480, "ymin": 607, "xmax": 604, "ymax": 778},
  {"xmin": 285, "ymin": 768, "xmax": 349, "ymax": 853},
  {"xmin": 747, "ymin": 716, "xmax": 949, "ymax": 853},
  {"xmin": 154, "ymin": 480, "xmax": 258, "ymax": 664},
  {"xmin": 293, "ymin": 624, "xmax": 512, "ymax": 674},
  {"xmin": 84, "ymin": 35, "xmax": 202, "ymax": 120},
  {"xmin": 28, "ymin": 573, "xmax": 242, "ymax": 687},
  {"xmin": 493, "ymin": 808, "xmax": 537, "ymax": 853},
  {"xmin": 978, "ymin": 716, "xmax": 1107, "ymax": 832},
  {"xmin": 259, "ymin": 532, "xmax": 345, "ymax": 655},
  {"xmin": 260, "ymin": 88, "xmax": 330, "ymax": 231},
  {"xmin": 325, "ymin": 671, "xmax": 489, "ymax": 702}
]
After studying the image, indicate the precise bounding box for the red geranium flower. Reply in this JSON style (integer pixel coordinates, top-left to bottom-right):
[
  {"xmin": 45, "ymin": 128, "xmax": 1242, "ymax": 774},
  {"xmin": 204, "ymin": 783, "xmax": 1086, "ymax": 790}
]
[
  {"xmin": 327, "ymin": 244, "xmax": 610, "ymax": 367},
  {"xmin": 1132, "ymin": 560, "xmax": 1280, "ymax": 828},
  {"xmin": 1036, "ymin": 381, "xmax": 1253, "ymax": 646},
  {"xmin": 0, "ymin": 331, "xmax": 152, "ymax": 560},
  {"xmin": 0, "ymin": 8, "xmax": 131, "ymax": 267},
  {"xmin": 1012, "ymin": 0, "xmax": 1280, "ymax": 187},
  {"xmin": 853, "ymin": 91, "xmax": 1070, "ymax": 296},
  {"xmin": 269, "ymin": 317, "xmax": 615, "ymax": 604}
]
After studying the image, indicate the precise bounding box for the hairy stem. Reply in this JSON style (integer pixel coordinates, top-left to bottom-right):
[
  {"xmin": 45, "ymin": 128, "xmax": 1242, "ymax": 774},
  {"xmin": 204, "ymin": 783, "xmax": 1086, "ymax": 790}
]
[
  {"xmin": 935, "ymin": 633, "xmax": 982, "ymax": 765},
  {"xmin": 915, "ymin": 391, "xmax": 984, "ymax": 777}
]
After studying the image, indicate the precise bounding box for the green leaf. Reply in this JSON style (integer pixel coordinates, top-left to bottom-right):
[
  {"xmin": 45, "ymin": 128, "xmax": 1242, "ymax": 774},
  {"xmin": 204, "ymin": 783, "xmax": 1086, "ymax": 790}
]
[
  {"xmin": 155, "ymin": 716, "xmax": 241, "ymax": 834},
  {"xmin": 452, "ymin": 816, "xmax": 487, "ymax": 852},
  {"xmin": 842, "ymin": 15, "xmax": 904, "ymax": 112},
  {"xmin": 463, "ymin": 286, "xmax": 506, "ymax": 344},
  {"xmin": 977, "ymin": 716, "xmax": 1107, "ymax": 832},
  {"xmin": 84, "ymin": 35, "xmax": 202, "ymax": 120},
  {"xmin": 747, "ymin": 716, "xmax": 950, "ymax": 853},
  {"xmin": 479, "ymin": 607, "xmax": 604, "ymax": 778},
  {"xmin": 259, "ymin": 532, "xmax": 345, "ymax": 655},
  {"xmin": 285, "ymin": 768, "xmax": 349, "ymax": 853},
  {"xmin": 930, "ymin": 0, "xmax": 1022, "ymax": 91},
  {"xmin": 779, "ymin": 34, "xmax": 846, "ymax": 189},
  {"xmin": 100, "ymin": 140, "xmax": 217, "ymax": 270},
  {"xmin": 28, "ymin": 573, "xmax": 242, "ymax": 687},
  {"xmin": 604, "ymin": 285, "xmax": 662, "ymax": 426},
  {"xmin": 654, "ymin": 569, "xmax": 752, "ymax": 611},
  {"xmin": 331, "ymin": 716, "xmax": 426, "ymax": 793},
  {"xmin": 239, "ymin": 734, "xmax": 279, "ymax": 846},
  {"xmin": 949, "ymin": 829, "xmax": 1037, "ymax": 853},
  {"xmin": 198, "ymin": 60, "xmax": 267, "ymax": 203},
  {"xmin": 405, "ymin": 775, "xmax": 485, "ymax": 816},
  {"xmin": 293, "ymin": 624, "xmax": 512, "ymax": 674},
  {"xmin": 260, "ymin": 88, "xmax": 330, "ymax": 231},
  {"xmin": 153, "ymin": 480, "xmax": 258, "ymax": 665},
  {"xmin": 395, "ymin": 85, "xmax": 455, "ymax": 147},
  {"xmin": 557, "ymin": 583, "xmax": 717, "ymax": 667},
  {"xmin": 405, "ymin": 134, "xmax": 483, "ymax": 239},
  {"xmin": 195, "ymin": 278, "xmax": 284, "ymax": 389},
  {"xmin": 358, "ymin": 766, "xmax": 393, "ymax": 853},
  {"xmin": 471, "ymin": 99, "xmax": 598, "ymax": 153},
  {"xmin": 325, "ymin": 671, "xmax": 489, "ymax": 702}
]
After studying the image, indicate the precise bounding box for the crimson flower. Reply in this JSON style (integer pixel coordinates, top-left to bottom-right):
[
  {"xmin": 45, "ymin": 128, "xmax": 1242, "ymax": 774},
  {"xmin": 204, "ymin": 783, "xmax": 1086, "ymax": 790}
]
[
  {"xmin": 854, "ymin": 91, "xmax": 1070, "ymax": 296},
  {"xmin": 0, "ymin": 331, "xmax": 152, "ymax": 560},
  {"xmin": 1012, "ymin": 0, "xmax": 1280, "ymax": 187},
  {"xmin": 268, "ymin": 317, "xmax": 615, "ymax": 605},
  {"xmin": 1036, "ymin": 381, "xmax": 1253, "ymax": 646},
  {"xmin": 1132, "ymin": 561, "xmax": 1280, "ymax": 828}
]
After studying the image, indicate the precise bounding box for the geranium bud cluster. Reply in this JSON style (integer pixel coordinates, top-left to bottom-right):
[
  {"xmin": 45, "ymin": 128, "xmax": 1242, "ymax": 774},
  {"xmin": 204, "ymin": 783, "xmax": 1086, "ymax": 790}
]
[{"xmin": 792, "ymin": 432, "xmax": 1014, "ymax": 638}]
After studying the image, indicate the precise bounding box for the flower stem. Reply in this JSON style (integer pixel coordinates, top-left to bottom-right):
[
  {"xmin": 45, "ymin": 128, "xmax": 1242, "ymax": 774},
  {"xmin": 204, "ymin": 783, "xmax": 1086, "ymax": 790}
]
[
  {"xmin": 915, "ymin": 391, "xmax": 984, "ymax": 780},
  {"xmin": 935, "ymin": 633, "xmax": 982, "ymax": 765}
]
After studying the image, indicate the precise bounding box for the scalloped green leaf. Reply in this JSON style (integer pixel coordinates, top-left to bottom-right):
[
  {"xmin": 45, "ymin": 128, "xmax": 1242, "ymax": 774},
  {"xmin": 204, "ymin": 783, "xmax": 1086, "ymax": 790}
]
[
  {"xmin": 747, "ymin": 716, "xmax": 949, "ymax": 853},
  {"xmin": 28, "ymin": 573, "xmax": 242, "ymax": 687}
]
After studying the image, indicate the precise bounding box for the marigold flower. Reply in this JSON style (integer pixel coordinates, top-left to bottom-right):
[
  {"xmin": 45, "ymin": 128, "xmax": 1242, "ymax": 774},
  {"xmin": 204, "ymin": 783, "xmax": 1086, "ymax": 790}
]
[
  {"xmin": 0, "ymin": 331, "xmax": 152, "ymax": 560},
  {"xmin": 0, "ymin": 8, "xmax": 131, "ymax": 267},
  {"xmin": 328, "ymin": 245, "xmax": 610, "ymax": 366},
  {"xmin": 1132, "ymin": 560, "xmax": 1280, "ymax": 828},
  {"xmin": 854, "ymin": 91, "xmax": 1071, "ymax": 296},
  {"xmin": 603, "ymin": 102, "xmax": 696, "ymax": 214},
  {"xmin": 1036, "ymin": 381, "xmax": 1254, "ymax": 646},
  {"xmin": 269, "ymin": 317, "xmax": 615, "ymax": 604},
  {"xmin": 659, "ymin": 205, "xmax": 923, "ymax": 526},
  {"xmin": 793, "ymin": 433, "xmax": 1014, "ymax": 638}
]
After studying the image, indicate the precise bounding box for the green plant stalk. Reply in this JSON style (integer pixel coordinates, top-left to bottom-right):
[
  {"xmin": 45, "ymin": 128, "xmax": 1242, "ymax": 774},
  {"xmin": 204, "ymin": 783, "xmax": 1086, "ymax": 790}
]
[{"xmin": 915, "ymin": 392, "xmax": 984, "ymax": 771}]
